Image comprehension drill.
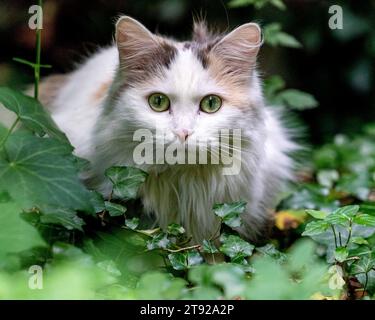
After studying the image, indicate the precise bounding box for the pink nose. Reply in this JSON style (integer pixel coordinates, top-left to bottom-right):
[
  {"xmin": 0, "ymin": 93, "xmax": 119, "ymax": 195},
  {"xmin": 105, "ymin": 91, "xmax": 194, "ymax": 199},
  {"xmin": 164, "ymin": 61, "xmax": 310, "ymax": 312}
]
[{"xmin": 174, "ymin": 129, "xmax": 191, "ymax": 142}]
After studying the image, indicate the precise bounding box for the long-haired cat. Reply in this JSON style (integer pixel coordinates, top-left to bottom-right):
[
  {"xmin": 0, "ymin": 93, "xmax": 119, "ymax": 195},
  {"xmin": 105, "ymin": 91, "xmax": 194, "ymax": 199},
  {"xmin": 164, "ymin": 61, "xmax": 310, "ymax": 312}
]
[{"xmin": 6, "ymin": 16, "xmax": 298, "ymax": 243}]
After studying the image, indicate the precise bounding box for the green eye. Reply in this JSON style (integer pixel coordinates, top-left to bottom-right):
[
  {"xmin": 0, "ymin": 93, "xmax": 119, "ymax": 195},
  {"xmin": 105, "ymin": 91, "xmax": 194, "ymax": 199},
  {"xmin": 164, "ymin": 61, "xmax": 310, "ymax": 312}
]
[
  {"xmin": 148, "ymin": 93, "xmax": 170, "ymax": 112},
  {"xmin": 200, "ymin": 95, "xmax": 222, "ymax": 113}
]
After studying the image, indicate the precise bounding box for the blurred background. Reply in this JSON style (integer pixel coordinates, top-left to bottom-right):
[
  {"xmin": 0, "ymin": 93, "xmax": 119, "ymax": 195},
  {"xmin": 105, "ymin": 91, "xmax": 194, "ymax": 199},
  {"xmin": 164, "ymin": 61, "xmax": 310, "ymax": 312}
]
[{"xmin": 0, "ymin": 0, "xmax": 374, "ymax": 144}]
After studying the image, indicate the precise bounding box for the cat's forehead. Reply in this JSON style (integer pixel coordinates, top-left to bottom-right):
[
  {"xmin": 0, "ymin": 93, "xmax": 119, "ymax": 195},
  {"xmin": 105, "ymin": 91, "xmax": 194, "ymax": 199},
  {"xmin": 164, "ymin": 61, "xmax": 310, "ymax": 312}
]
[{"xmin": 150, "ymin": 46, "xmax": 222, "ymax": 98}]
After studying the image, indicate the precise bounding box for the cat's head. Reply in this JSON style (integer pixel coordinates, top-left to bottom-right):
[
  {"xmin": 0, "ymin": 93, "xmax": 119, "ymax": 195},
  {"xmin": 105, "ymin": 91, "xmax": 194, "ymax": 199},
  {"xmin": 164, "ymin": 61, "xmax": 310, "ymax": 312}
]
[{"xmin": 106, "ymin": 16, "xmax": 264, "ymax": 163}]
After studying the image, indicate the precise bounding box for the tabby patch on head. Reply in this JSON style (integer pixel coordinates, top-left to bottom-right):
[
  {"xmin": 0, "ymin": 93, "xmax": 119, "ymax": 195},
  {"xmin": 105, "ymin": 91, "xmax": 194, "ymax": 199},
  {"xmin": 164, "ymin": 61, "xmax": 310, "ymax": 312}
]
[{"xmin": 115, "ymin": 16, "xmax": 262, "ymax": 89}]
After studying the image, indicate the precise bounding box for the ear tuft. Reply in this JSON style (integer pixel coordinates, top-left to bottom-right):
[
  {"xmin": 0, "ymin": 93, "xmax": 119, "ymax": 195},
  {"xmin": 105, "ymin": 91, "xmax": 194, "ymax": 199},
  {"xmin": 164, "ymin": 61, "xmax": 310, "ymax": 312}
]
[{"xmin": 192, "ymin": 20, "xmax": 210, "ymax": 43}]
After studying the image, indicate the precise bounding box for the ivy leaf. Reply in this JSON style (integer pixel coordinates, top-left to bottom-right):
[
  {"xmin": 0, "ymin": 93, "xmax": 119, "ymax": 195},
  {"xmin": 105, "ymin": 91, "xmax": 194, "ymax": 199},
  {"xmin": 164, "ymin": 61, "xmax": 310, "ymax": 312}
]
[
  {"xmin": 302, "ymin": 220, "xmax": 330, "ymax": 236},
  {"xmin": 0, "ymin": 202, "xmax": 45, "ymax": 259},
  {"xmin": 326, "ymin": 206, "xmax": 359, "ymax": 226},
  {"xmin": 264, "ymin": 23, "xmax": 301, "ymax": 48},
  {"xmin": 0, "ymin": 190, "xmax": 12, "ymax": 203},
  {"xmin": 353, "ymin": 214, "xmax": 375, "ymax": 227},
  {"xmin": 167, "ymin": 223, "xmax": 185, "ymax": 236},
  {"xmin": 0, "ymin": 133, "xmax": 93, "ymax": 212},
  {"xmin": 146, "ymin": 232, "xmax": 171, "ymax": 250},
  {"xmin": 349, "ymin": 255, "xmax": 375, "ymax": 275},
  {"xmin": 256, "ymin": 244, "xmax": 287, "ymax": 263},
  {"xmin": 105, "ymin": 166, "xmax": 148, "ymax": 200},
  {"xmin": 220, "ymin": 235, "xmax": 254, "ymax": 260},
  {"xmin": 274, "ymin": 89, "xmax": 318, "ymax": 110},
  {"xmin": 0, "ymin": 87, "xmax": 69, "ymax": 144},
  {"xmin": 334, "ymin": 247, "xmax": 349, "ymax": 263},
  {"xmin": 213, "ymin": 201, "xmax": 246, "ymax": 228},
  {"xmin": 305, "ymin": 209, "xmax": 329, "ymax": 220},
  {"xmin": 104, "ymin": 201, "xmax": 127, "ymax": 217},
  {"xmin": 168, "ymin": 250, "xmax": 203, "ymax": 271},
  {"xmin": 202, "ymin": 240, "xmax": 219, "ymax": 254},
  {"xmin": 125, "ymin": 217, "xmax": 139, "ymax": 230},
  {"xmin": 96, "ymin": 260, "xmax": 122, "ymax": 277},
  {"xmin": 39, "ymin": 206, "xmax": 85, "ymax": 231},
  {"xmin": 89, "ymin": 191, "xmax": 106, "ymax": 213}
]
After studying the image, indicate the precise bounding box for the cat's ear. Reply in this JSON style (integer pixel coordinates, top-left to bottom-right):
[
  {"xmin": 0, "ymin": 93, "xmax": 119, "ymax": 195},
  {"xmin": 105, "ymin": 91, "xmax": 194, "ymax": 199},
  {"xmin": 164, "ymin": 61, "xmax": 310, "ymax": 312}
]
[
  {"xmin": 116, "ymin": 16, "xmax": 158, "ymax": 56},
  {"xmin": 211, "ymin": 23, "xmax": 262, "ymax": 81},
  {"xmin": 115, "ymin": 16, "xmax": 176, "ymax": 82}
]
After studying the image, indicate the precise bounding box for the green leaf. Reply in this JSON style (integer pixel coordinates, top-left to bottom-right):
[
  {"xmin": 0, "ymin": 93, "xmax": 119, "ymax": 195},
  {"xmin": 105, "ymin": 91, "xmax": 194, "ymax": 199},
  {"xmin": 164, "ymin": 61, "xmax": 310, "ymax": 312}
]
[
  {"xmin": 256, "ymin": 244, "xmax": 287, "ymax": 263},
  {"xmin": 135, "ymin": 272, "xmax": 186, "ymax": 299},
  {"xmin": 89, "ymin": 191, "xmax": 105, "ymax": 213},
  {"xmin": 325, "ymin": 205, "xmax": 359, "ymax": 226},
  {"xmin": 335, "ymin": 205, "xmax": 360, "ymax": 218},
  {"xmin": 270, "ymin": 0, "xmax": 286, "ymax": 10},
  {"xmin": 349, "ymin": 255, "xmax": 375, "ymax": 275},
  {"xmin": 104, "ymin": 201, "xmax": 127, "ymax": 217},
  {"xmin": 334, "ymin": 247, "xmax": 349, "ymax": 262},
  {"xmin": 264, "ymin": 23, "xmax": 301, "ymax": 48},
  {"xmin": 351, "ymin": 237, "xmax": 369, "ymax": 245},
  {"xmin": 202, "ymin": 240, "xmax": 219, "ymax": 254},
  {"xmin": 353, "ymin": 214, "xmax": 375, "ymax": 227},
  {"xmin": 168, "ymin": 250, "xmax": 203, "ymax": 271},
  {"xmin": 274, "ymin": 89, "xmax": 318, "ymax": 110},
  {"xmin": 0, "ymin": 202, "xmax": 45, "ymax": 259},
  {"xmin": 305, "ymin": 209, "xmax": 329, "ymax": 220},
  {"xmin": 167, "ymin": 223, "xmax": 185, "ymax": 236},
  {"xmin": 0, "ymin": 190, "xmax": 12, "ymax": 203},
  {"xmin": 0, "ymin": 133, "xmax": 93, "ymax": 212},
  {"xmin": 105, "ymin": 166, "xmax": 148, "ymax": 200},
  {"xmin": 220, "ymin": 235, "xmax": 254, "ymax": 260},
  {"xmin": 213, "ymin": 201, "xmax": 246, "ymax": 228},
  {"xmin": 228, "ymin": 0, "xmax": 285, "ymax": 10},
  {"xmin": 302, "ymin": 220, "xmax": 330, "ymax": 236},
  {"xmin": 146, "ymin": 232, "xmax": 171, "ymax": 250},
  {"xmin": 125, "ymin": 217, "xmax": 139, "ymax": 230},
  {"xmin": 39, "ymin": 206, "xmax": 85, "ymax": 231},
  {"xmin": 91, "ymin": 228, "xmax": 163, "ymax": 288},
  {"xmin": 96, "ymin": 260, "xmax": 122, "ymax": 277},
  {"xmin": 0, "ymin": 87, "xmax": 69, "ymax": 144}
]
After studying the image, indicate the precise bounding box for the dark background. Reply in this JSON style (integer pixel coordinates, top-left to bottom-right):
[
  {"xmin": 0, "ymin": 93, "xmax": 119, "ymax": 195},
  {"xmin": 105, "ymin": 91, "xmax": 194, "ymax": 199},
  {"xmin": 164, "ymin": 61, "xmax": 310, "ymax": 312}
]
[{"xmin": 0, "ymin": 0, "xmax": 374, "ymax": 144}]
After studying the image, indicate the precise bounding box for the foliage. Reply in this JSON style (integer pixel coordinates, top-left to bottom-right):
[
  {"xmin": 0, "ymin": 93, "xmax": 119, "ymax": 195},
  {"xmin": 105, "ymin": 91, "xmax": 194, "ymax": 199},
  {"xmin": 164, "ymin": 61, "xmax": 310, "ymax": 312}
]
[{"xmin": 0, "ymin": 0, "xmax": 374, "ymax": 301}]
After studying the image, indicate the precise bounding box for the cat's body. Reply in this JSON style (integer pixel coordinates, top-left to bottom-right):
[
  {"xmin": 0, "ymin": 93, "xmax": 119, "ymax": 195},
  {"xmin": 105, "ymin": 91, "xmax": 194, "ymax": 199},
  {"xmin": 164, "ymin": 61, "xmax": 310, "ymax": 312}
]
[{"xmin": 2, "ymin": 17, "xmax": 298, "ymax": 242}]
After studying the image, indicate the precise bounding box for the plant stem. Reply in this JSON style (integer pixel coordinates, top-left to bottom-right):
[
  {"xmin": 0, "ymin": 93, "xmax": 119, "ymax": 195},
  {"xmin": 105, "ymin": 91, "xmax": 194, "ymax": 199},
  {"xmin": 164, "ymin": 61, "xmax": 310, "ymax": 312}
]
[
  {"xmin": 34, "ymin": 0, "xmax": 43, "ymax": 99},
  {"xmin": 362, "ymin": 273, "xmax": 369, "ymax": 298},
  {"xmin": 166, "ymin": 244, "xmax": 201, "ymax": 253},
  {"xmin": 0, "ymin": 117, "xmax": 19, "ymax": 150},
  {"xmin": 331, "ymin": 225, "xmax": 338, "ymax": 248},
  {"xmin": 345, "ymin": 220, "xmax": 353, "ymax": 247}
]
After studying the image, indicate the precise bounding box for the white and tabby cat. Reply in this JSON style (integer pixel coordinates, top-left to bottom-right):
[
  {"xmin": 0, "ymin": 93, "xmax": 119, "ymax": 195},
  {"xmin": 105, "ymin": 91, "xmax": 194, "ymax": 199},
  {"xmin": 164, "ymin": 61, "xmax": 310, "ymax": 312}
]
[{"xmin": 1, "ymin": 16, "xmax": 298, "ymax": 242}]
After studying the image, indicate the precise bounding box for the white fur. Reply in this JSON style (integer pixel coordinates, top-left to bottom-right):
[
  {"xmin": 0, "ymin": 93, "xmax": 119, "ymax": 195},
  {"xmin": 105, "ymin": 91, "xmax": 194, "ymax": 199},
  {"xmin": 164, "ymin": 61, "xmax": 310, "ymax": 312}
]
[{"xmin": 43, "ymin": 43, "xmax": 297, "ymax": 243}]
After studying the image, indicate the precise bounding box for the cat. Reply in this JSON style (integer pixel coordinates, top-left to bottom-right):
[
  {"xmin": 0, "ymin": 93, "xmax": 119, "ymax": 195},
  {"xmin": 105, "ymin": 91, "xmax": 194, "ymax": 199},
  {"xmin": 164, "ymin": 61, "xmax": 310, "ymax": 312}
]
[{"xmin": 1, "ymin": 16, "xmax": 298, "ymax": 243}]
